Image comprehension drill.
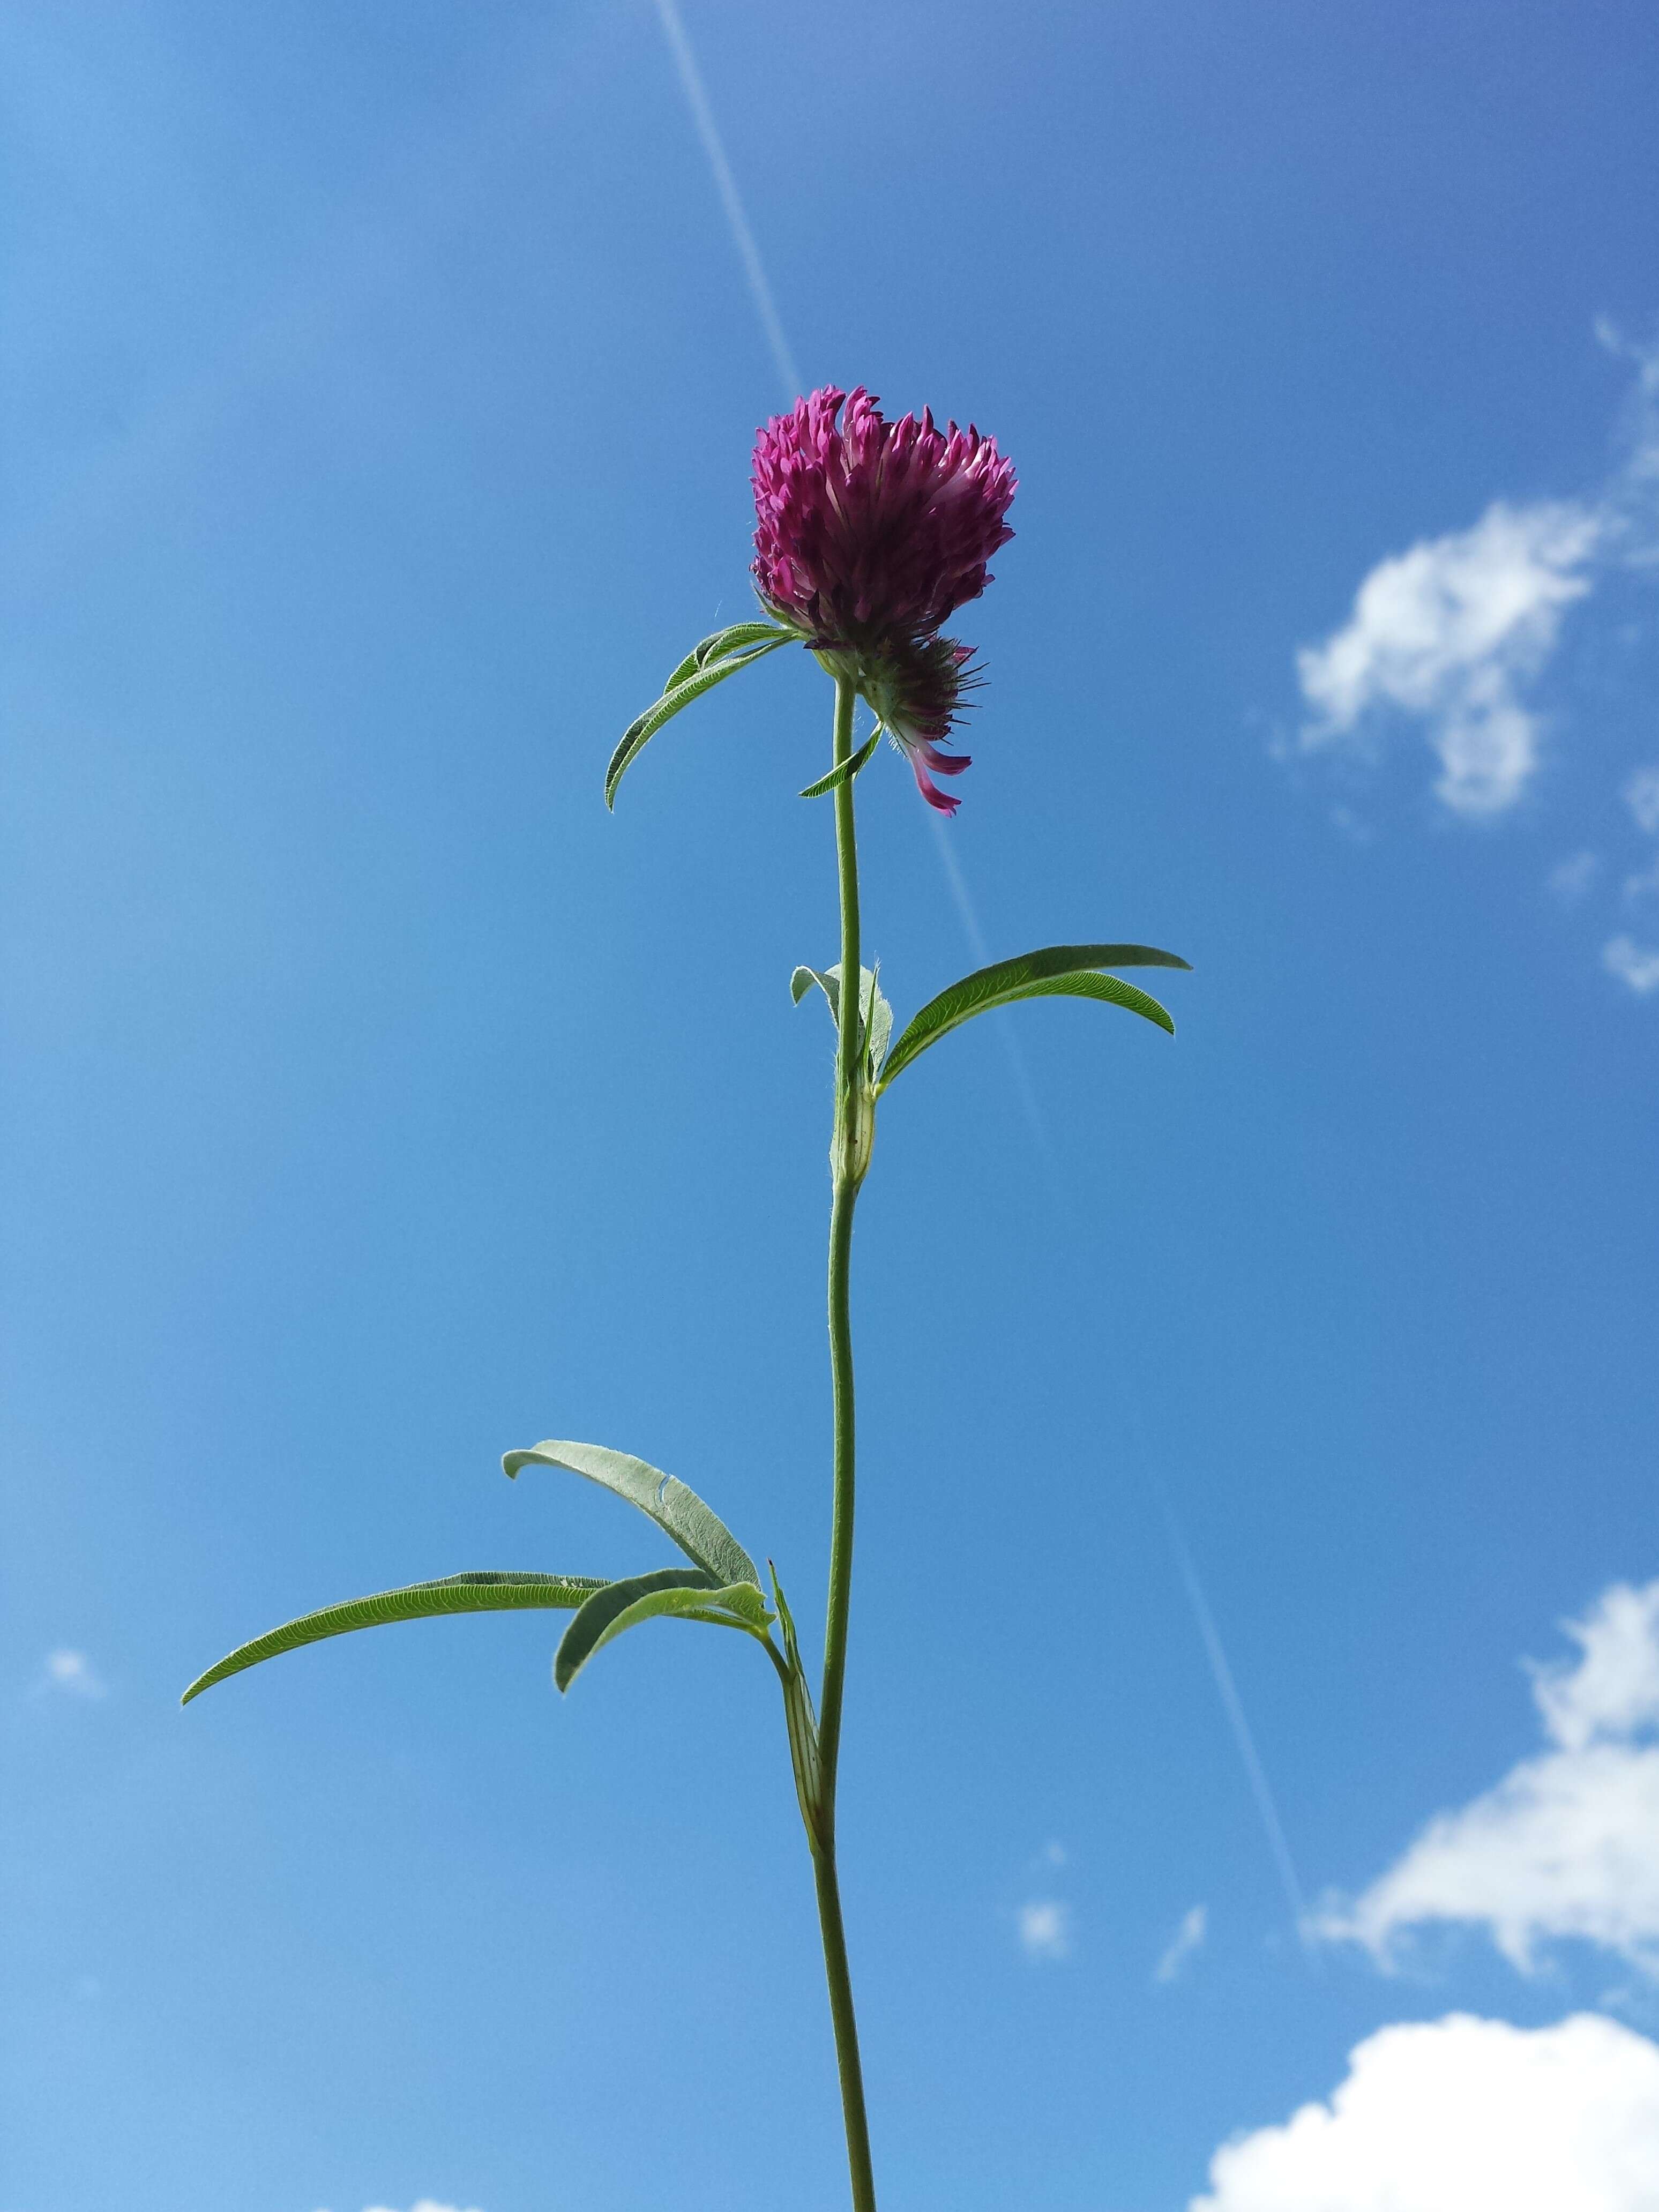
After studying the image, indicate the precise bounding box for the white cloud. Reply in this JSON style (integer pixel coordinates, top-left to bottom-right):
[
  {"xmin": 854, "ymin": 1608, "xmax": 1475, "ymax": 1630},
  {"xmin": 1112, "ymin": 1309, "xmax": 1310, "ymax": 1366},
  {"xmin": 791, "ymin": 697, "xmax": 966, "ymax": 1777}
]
[
  {"xmin": 1551, "ymin": 850, "xmax": 1603, "ymax": 903},
  {"xmin": 1317, "ymin": 1582, "xmax": 1659, "ymax": 1973},
  {"xmin": 1532, "ymin": 1585, "xmax": 1659, "ymax": 1748},
  {"xmin": 1293, "ymin": 338, "xmax": 1659, "ymax": 825},
  {"xmin": 1625, "ymin": 766, "xmax": 1659, "ymax": 835},
  {"xmin": 33, "ymin": 1648, "xmax": 106, "ymax": 1699},
  {"xmin": 358, "ymin": 2202, "xmax": 484, "ymax": 2212},
  {"xmin": 1191, "ymin": 2012, "xmax": 1659, "ymax": 2212},
  {"xmin": 1155, "ymin": 1903, "xmax": 1208, "ymax": 1984},
  {"xmin": 1016, "ymin": 1899, "xmax": 1072, "ymax": 1961},
  {"xmin": 1296, "ymin": 499, "xmax": 1602, "ymax": 816},
  {"xmin": 1604, "ymin": 937, "xmax": 1659, "ymax": 995}
]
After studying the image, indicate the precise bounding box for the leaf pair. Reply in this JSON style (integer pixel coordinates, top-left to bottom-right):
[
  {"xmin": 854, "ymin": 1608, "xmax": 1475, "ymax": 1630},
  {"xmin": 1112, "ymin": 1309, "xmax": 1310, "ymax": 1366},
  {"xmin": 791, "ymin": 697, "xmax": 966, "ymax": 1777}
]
[
  {"xmin": 877, "ymin": 942, "xmax": 1191, "ymax": 1087},
  {"xmin": 181, "ymin": 1440, "xmax": 772, "ymax": 1706},
  {"xmin": 790, "ymin": 943, "xmax": 1192, "ymax": 1093},
  {"xmin": 606, "ymin": 618, "xmax": 796, "ymax": 810},
  {"xmin": 503, "ymin": 1440, "xmax": 771, "ymax": 1689}
]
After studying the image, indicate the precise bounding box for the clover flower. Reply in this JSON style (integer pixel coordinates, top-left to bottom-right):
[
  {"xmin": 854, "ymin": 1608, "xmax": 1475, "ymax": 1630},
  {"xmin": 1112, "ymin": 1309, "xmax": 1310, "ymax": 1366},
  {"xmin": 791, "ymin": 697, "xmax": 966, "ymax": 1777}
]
[{"xmin": 751, "ymin": 386, "xmax": 1015, "ymax": 812}]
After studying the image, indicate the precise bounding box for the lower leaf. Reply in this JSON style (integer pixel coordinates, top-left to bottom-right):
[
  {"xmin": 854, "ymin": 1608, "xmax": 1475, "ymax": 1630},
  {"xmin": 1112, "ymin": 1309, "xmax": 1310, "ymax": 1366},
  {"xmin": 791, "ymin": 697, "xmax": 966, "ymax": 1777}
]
[{"xmin": 181, "ymin": 1571, "xmax": 609, "ymax": 1705}]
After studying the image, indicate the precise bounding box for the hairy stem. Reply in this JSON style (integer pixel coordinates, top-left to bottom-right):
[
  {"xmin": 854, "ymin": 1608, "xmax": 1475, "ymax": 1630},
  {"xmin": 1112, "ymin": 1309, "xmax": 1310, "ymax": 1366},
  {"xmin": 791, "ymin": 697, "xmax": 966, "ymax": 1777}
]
[{"xmin": 812, "ymin": 673, "xmax": 877, "ymax": 2211}]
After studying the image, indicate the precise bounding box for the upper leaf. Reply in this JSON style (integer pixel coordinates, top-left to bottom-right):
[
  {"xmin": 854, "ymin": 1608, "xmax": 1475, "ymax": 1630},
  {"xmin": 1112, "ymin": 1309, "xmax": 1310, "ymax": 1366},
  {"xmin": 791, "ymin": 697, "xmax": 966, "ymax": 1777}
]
[
  {"xmin": 554, "ymin": 1566, "xmax": 774, "ymax": 1692},
  {"xmin": 664, "ymin": 620, "xmax": 792, "ymax": 694},
  {"xmin": 877, "ymin": 943, "xmax": 1190, "ymax": 1092},
  {"xmin": 606, "ymin": 632, "xmax": 793, "ymax": 809},
  {"xmin": 180, "ymin": 1570, "xmax": 608, "ymax": 1705},
  {"xmin": 502, "ymin": 1439, "xmax": 760, "ymax": 1588}
]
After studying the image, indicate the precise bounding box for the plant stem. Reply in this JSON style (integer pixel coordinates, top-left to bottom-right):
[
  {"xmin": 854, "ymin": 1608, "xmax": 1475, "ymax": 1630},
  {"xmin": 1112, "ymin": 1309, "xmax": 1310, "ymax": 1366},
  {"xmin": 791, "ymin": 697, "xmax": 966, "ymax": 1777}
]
[
  {"xmin": 820, "ymin": 672, "xmax": 862, "ymax": 1790},
  {"xmin": 812, "ymin": 672, "xmax": 877, "ymax": 2212}
]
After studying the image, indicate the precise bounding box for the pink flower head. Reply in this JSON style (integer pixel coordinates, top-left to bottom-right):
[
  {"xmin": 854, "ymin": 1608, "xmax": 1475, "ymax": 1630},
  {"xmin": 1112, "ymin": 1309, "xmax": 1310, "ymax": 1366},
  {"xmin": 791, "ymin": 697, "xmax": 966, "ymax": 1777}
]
[
  {"xmin": 752, "ymin": 386, "xmax": 1015, "ymax": 645},
  {"xmin": 751, "ymin": 386, "xmax": 1014, "ymax": 812}
]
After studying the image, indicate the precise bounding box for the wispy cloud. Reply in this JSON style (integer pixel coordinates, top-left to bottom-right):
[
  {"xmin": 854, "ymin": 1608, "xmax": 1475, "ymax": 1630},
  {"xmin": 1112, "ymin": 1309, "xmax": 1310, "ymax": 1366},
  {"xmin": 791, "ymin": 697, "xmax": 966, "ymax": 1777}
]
[
  {"xmin": 1297, "ymin": 499, "xmax": 1603, "ymax": 816},
  {"xmin": 1550, "ymin": 850, "xmax": 1603, "ymax": 903},
  {"xmin": 315, "ymin": 2200, "xmax": 484, "ymax": 2212},
  {"xmin": 1155, "ymin": 1902, "xmax": 1208, "ymax": 1984},
  {"xmin": 1293, "ymin": 331, "xmax": 1659, "ymax": 822},
  {"xmin": 1316, "ymin": 1582, "xmax": 1659, "ymax": 1974},
  {"xmin": 1602, "ymin": 763, "xmax": 1659, "ymax": 988},
  {"xmin": 1191, "ymin": 2011, "xmax": 1659, "ymax": 2212},
  {"xmin": 1626, "ymin": 767, "xmax": 1659, "ymax": 836},
  {"xmin": 1603, "ymin": 937, "xmax": 1659, "ymax": 995},
  {"xmin": 1016, "ymin": 1899, "xmax": 1072, "ymax": 1962},
  {"xmin": 32, "ymin": 1648, "xmax": 106, "ymax": 1700}
]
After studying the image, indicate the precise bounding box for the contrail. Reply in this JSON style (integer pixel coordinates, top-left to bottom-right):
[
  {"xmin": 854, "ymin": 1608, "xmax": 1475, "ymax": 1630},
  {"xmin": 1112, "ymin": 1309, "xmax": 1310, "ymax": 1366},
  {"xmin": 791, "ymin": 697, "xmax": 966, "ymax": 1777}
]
[
  {"xmin": 649, "ymin": 0, "xmax": 802, "ymax": 401},
  {"xmin": 1159, "ymin": 1496, "xmax": 1312, "ymax": 1941},
  {"xmin": 928, "ymin": 816, "xmax": 1057, "ymax": 1170},
  {"xmin": 650, "ymin": 1, "xmax": 1307, "ymax": 1944}
]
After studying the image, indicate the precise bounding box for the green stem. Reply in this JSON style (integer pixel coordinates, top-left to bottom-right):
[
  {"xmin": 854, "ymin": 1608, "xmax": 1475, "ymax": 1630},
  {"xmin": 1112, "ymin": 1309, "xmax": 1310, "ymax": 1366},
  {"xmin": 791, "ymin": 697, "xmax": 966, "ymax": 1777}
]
[
  {"xmin": 812, "ymin": 673, "xmax": 877, "ymax": 2212},
  {"xmin": 814, "ymin": 1843, "xmax": 876, "ymax": 2212}
]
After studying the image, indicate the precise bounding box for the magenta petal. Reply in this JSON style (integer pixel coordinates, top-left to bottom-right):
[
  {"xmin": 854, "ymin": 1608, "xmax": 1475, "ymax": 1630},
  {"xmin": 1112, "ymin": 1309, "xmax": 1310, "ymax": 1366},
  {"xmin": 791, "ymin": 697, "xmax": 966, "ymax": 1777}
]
[
  {"xmin": 751, "ymin": 387, "xmax": 1017, "ymax": 645},
  {"xmin": 909, "ymin": 756, "xmax": 962, "ymax": 814}
]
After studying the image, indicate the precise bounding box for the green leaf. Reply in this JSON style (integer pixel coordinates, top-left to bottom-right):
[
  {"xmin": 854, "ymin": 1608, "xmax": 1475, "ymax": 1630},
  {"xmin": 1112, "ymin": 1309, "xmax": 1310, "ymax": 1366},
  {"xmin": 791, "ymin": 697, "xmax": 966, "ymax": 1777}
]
[
  {"xmin": 878, "ymin": 943, "xmax": 1190, "ymax": 1092},
  {"xmin": 180, "ymin": 1570, "xmax": 608, "ymax": 1705},
  {"xmin": 864, "ymin": 966, "xmax": 894, "ymax": 1080},
  {"xmin": 790, "ymin": 963, "xmax": 833, "ymax": 1007},
  {"xmin": 798, "ymin": 728, "xmax": 881, "ymax": 799},
  {"xmin": 767, "ymin": 1562, "xmax": 823, "ymax": 1839},
  {"xmin": 789, "ymin": 962, "xmax": 893, "ymax": 1080},
  {"xmin": 554, "ymin": 1567, "xmax": 774, "ymax": 1693},
  {"xmin": 606, "ymin": 635, "xmax": 793, "ymax": 809},
  {"xmin": 664, "ymin": 621, "xmax": 792, "ymax": 693},
  {"xmin": 502, "ymin": 1439, "xmax": 759, "ymax": 1587}
]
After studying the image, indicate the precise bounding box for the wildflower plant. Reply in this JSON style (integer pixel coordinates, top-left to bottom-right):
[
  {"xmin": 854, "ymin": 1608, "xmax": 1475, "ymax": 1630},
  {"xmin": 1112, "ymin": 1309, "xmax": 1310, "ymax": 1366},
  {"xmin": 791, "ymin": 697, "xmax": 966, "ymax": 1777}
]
[{"xmin": 184, "ymin": 386, "xmax": 1189, "ymax": 2209}]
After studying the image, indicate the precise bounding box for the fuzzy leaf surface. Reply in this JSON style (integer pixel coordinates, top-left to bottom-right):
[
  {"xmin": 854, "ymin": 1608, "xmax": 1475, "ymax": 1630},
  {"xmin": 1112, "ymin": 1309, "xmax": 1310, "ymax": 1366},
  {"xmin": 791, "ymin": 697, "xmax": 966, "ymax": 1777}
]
[
  {"xmin": 798, "ymin": 729, "xmax": 880, "ymax": 799},
  {"xmin": 181, "ymin": 1571, "xmax": 608, "ymax": 1705},
  {"xmin": 606, "ymin": 635, "xmax": 791, "ymax": 808},
  {"xmin": 502, "ymin": 1439, "xmax": 759, "ymax": 1587},
  {"xmin": 789, "ymin": 962, "xmax": 893, "ymax": 1080},
  {"xmin": 664, "ymin": 620, "xmax": 792, "ymax": 693},
  {"xmin": 554, "ymin": 1567, "xmax": 774, "ymax": 1692}
]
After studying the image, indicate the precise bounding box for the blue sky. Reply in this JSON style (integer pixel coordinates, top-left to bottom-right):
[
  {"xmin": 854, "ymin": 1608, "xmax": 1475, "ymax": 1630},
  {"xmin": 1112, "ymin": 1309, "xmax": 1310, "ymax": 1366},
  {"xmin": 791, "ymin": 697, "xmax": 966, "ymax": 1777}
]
[{"xmin": 3, "ymin": 3, "xmax": 1658, "ymax": 2208}]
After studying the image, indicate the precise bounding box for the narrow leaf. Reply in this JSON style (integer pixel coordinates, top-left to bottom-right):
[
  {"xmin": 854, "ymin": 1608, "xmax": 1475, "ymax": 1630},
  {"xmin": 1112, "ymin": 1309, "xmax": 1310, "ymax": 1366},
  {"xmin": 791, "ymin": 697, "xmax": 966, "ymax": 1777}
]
[
  {"xmin": 606, "ymin": 636, "xmax": 792, "ymax": 809},
  {"xmin": 878, "ymin": 943, "xmax": 1190, "ymax": 1092},
  {"xmin": 798, "ymin": 728, "xmax": 880, "ymax": 799},
  {"xmin": 863, "ymin": 965, "xmax": 894, "ymax": 1079},
  {"xmin": 554, "ymin": 1567, "xmax": 774, "ymax": 1692},
  {"xmin": 664, "ymin": 621, "xmax": 793, "ymax": 693},
  {"xmin": 181, "ymin": 1571, "xmax": 609, "ymax": 1705},
  {"xmin": 502, "ymin": 1439, "xmax": 759, "ymax": 1587},
  {"xmin": 768, "ymin": 1563, "xmax": 823, "ymax": 1839}
]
